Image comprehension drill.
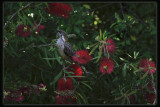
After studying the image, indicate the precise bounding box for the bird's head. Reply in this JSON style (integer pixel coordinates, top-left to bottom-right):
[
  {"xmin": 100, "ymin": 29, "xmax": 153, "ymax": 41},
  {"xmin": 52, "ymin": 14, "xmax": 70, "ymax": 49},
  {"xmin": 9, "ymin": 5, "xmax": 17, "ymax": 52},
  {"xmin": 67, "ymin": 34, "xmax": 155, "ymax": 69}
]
[{"xmin": 57, "ymin": 30, "xmax": 68, "ymax": 42}]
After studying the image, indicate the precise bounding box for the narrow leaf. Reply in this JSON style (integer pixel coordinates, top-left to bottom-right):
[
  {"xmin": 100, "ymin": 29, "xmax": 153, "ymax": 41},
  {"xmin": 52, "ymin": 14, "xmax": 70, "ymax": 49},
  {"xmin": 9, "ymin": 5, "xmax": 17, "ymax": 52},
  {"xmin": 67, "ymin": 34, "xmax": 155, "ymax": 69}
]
[
  {"xmin": 96, "ymin": 45, "xmax": 102, "ymax": 63},
  {"xmin": 140, "ymin": 70, "xmax": 149, "ymax": 80},
  {"xmin": 122, "ymin": 64, "xmax": 127, "ymax": 77},
  {"xmin": 89, "ymin": 44, "xmax": 99, "ymax": 55},
  {"xmin": 55, "ymin": 51, "xmax": 62, "ymax": 65},
  {"xmin": 99, "ymin": 29, "xmax": 102, "ymax": 40},
  {"xmin": 81, "ymin": 81, "xmax": 92, "ymax": 90},
  {"xmin": 44, "ymin": 48, "xmax": 52, "ymax": 68},
  {"xmin": 50, "ymin": 71, "xmax": 62, "ymax": 85}
]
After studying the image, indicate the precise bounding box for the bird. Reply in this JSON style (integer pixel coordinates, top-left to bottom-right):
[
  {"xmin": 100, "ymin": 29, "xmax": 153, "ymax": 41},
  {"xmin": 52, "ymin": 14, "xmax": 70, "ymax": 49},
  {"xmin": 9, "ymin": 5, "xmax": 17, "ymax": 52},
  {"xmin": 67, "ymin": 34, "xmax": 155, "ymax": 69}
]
[
  {"xmin": 56, "ymin": 30, "xmax": 93, "ymax": 76},
  {"xmin": 56, "ymin": 30, "xmax": 76, "ymax": 67}
]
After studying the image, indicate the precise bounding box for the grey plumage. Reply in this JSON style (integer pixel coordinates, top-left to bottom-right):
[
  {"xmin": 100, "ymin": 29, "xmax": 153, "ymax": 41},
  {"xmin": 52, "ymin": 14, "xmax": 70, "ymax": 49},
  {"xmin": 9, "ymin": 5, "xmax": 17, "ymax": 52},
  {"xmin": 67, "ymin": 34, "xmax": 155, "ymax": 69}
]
[{"xmin": 64, "ymin": 42, "xmax": 75, "ymax": 58}]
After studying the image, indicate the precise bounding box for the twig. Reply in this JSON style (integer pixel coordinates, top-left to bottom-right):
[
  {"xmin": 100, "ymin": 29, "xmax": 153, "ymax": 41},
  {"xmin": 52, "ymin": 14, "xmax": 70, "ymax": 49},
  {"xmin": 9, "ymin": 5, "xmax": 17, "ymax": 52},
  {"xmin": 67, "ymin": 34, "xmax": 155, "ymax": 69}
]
[
  {"xmin": 19, "ymin": 43, "xmax": 55, "ymax": 51},
  {"xmin": 3, "ymin": 2, "xmax": 33, "ymax": 29},
  {"xmin": 88, "ymin": 3, "xmax": 113, "ymax": 13},
  {"xmin": 120, "ymin": 3, "xmax": 125, "ymax": 19}
]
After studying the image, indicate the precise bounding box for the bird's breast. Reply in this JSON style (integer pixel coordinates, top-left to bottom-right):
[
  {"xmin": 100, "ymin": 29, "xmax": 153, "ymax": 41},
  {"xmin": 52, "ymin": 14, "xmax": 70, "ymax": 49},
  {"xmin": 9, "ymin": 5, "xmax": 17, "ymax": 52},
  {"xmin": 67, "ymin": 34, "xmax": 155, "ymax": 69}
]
[{"xmin": 56, "ymin": 38, "xmax": 68, "ymax": 59}]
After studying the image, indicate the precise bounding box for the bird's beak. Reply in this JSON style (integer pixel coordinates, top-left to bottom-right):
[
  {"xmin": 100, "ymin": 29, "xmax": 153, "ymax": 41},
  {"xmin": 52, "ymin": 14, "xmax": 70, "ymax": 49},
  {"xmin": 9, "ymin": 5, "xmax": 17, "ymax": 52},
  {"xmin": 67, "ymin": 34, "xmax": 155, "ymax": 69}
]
[
  {"xmin": 58, "ymin": 32, "xmax": 61, "ymax": 37},
  {"xmin": 57, "ymin": 30, "xmax": 61, "ymax": 37}
]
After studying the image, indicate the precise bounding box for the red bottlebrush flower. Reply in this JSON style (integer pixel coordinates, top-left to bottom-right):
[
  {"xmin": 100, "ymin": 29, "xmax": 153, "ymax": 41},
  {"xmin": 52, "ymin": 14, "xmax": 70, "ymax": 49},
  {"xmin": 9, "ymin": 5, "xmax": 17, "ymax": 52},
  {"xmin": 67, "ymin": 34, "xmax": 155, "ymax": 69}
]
[
  {"xmin": 102, "ymin": 38, "xmax": 115, "ymax": 55},
  {"xmin": 33, "ymin": 22, "xmax": 45, "ymax": 35},
  {"xmin": 46, "ymin": 3, "xmax": 72, "ymax": 18},
  {"xmin": 99, "ymin": 57, "xmax": 114, "ymax": 74},
  {"xmin": 4, "ymin": 90, "xmax": 24, "ymax": 102},
  {"xmin": 58, "ymin": 77, "xmax": 73, "ymax": 91},
  {"xmin": 39, "ymin": 83, "xmax": 46, "ymax": 88},
  {"xmin": 146, "ymin": 93, "xmax": 156, "ymax": 104},
  {"xmin": 56, "ymin": 95, "xmax": 77, "ymax": 104},
  {"xmin": 72, "ymin": 50, "xmax": 92, "ymax": 64},
  {"xmin": 19, "ymin": 86, "xmax": 30, "ymax": 97},
  {"xmin": 138, "ymin": 59, "xmax": 156, "ymax": 75},
  {"xmin": 67, "ymin": 64, "xmax": 83, "ymax": 79},
  {"xmin": 129, "ymin": 94, "xmax": 135, "ymax": 104},
  {"xmin": 147, "ymin": 82, "xmax": 154, "ymax": 91},
  {"xmin": 16, "ymin": 25, "xmax": 31, "ymax": 37}
]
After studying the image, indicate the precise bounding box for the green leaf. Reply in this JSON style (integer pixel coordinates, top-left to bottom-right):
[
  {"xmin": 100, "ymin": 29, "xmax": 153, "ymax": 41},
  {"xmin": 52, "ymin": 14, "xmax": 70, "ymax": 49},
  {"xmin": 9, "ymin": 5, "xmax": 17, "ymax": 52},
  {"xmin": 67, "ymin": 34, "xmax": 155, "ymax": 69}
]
[
  {"xmin": 44, "ymin": 48, "xmax": 52, "ymax": 68},
  {"xmin": 77, "ymin": 92, "xmax": 86, "ymax": 104},
  {"xmin": 99, "ymin": 29, "xmax": 102, "ymax": 40},
  {"xmin": 23, "ymin": 12, "xmax": 34, "ymax": 27},
  {"xmin": 122, "ymin": 64, "xmax": 127, "ymax": 77},
  {"xmin": 39, "ymin": 36, "xmax": 46, "ymax": 43},
  {"xmin": 50, "ymin": 71, "xmax": 63, "ymax": 85},
  {"xmin": 89, "ymin": 44, "xmax": 99, "ymax": 55},
  {"xmin": 102, "ymin": 31, "xmax": 107, "ymax": 40},
  {"xmin": 83, "ymin": 4, "xmax": 91, "ymax": 9},
  {"xmin": 110, "ymin": 22, "xmax": 117, "ymax": 28},
  {"xmin": 75, "ymin": 20, "xmax": 84, "ymax": 25},
  {"xmin": 44, "ymin": 2, "xmax": 49, "ymax": 8},
  {"xmin": 115, "ymin": 12, "xmax": 122, "ymax": 22},
  {"xmin": 96, "ymin": 45, "xmax": 102, "ymax": 63},
  {"xmin": 127, "ymin": 90, "xmax": 136, "ymax": 96},
  {"xmin": 119, "ymin": 57, "xmax": 128, "ymax": 62},
  {"xmin": 42, "ymin": 58, "xmax": 57, "ymax": 60},
  {"xmin": 74, "ymin": 27, "xmax": 80, "ymax": 34},
  {"xmin": 121, "ymin": 97, "xmax": 126, "ymax": 104},
  {"xmin": 126, "ymin": 94, "xmax": 130, "ymax": 104},
  {"xmin": 81, "ymin": 81, "xmax": 92, "ymax": 90},
  {"xmin": 140, "ymin": 70, "xmax": 149, "ymax": 80},
  {"xmin": 134, "ymin": 68, "xmax": 146, "ymax": 73},
  {"xmin": 134, "ymin": 51, "xmax": 139, "ymax": 59},
  {"xmin": 66, "ymin": 76, "xmax": 85, "ymax": 78},
  {"xmin": 39, "ymin": 10, "xmax": 45, "ymax": 21},
  {"xmin": 17, "ymin": 12, "xmax": 26, "ymax": 24},
  {"xmin": 41, "ymin": 71, "xmax": 44, "ymax": 83},
  {"xmin": 66, "ymin": 27, "xmax": 72, "ymax": 33},
  {"xmin": 54, "ymin": 51, "xmax": 62, "ymax": 65},
  {"xmin": 114, "ymin": 95, "xmax": 123, "ymax": 101},
  {"xmin": 89, "ymin": 42, "xmax": 99, "ymax": 48}
]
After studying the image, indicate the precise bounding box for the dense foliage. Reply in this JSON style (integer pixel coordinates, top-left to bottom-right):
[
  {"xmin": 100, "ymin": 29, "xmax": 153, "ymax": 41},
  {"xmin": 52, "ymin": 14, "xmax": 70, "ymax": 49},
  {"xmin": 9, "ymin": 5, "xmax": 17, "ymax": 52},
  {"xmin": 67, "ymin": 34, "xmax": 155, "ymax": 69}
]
[{"xmin": 3, "ymin": 2, "xmax": 157, "ymax": 104}]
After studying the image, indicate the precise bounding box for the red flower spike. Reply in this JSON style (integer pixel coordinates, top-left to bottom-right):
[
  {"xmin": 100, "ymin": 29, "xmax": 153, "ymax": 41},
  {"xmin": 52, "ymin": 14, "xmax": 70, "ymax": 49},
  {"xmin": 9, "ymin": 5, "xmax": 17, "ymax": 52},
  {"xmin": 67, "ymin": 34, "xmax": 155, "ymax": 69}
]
[
  {"xmin": 146, "ymin": 93, "xmax": 156, "ymax": 104},
  {"xmin": 4, "ymin": 90, "xmax": 24, "ymax": 102},
  {"xmin": 39, "ymin": 83, "xmax": 46, "ymax": 88},
  {"xmin": 67, "ymin": 64, "xmax": 83, "ymax": 79},
  {"xmin": 46, "ymin": 3, "xmax": 72, "ymax": 18},
  {"xmin": 72, "ymin": 50, "xmax": 92, "ymax": 64},
  {"xmin": 99, "ymin": 57, "xmax": 114, "ymax": 74},
  {"xmin": 16, "ymin": 25, "xmax": 31, "ymax": 37},
  {"xmin": 58, "ymin": 77, "xmax": 73, "ymax": 91},
  {"xmin": 102, "ymin": 38, "xmax": 115, "ymax": 55},
  {"xmin": 138, "ymin": 59, "xmax": 156, "ymax": 75},
  {"xmin": 147, "ymin": 82, "xmax": 154, "ymax": 91},
  {"xmin": 19, "ymin": 86, "xmax": 30, "ymax": 97},
  {"xmin": 56, "ymin": 95, "xmax": 77, "ymax": 104}
]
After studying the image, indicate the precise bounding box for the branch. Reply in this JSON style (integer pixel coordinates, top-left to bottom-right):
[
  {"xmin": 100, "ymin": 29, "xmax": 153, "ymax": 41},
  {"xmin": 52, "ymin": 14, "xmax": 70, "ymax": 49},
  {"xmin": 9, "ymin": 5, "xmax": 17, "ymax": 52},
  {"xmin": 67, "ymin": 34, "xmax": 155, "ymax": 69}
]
[
  {"xmin": 88, "ymin": 3, "xmax": 113, "ymax": 13},
  {"xmin": 3, "ymin": 2, "xmax": 33, "ymax": 29},
  {"xmin": 19, "ymin": 43, "xmax": 55, "ymax": 51}
]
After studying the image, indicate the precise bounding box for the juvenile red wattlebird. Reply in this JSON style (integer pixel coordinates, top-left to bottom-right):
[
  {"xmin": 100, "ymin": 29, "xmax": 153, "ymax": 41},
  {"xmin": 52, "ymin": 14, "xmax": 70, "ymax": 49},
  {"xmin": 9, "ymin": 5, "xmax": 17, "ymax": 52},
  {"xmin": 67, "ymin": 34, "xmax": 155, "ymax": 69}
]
[{"xmin": 56, "ymin": 30, "xmax": 76, "ymax": 70}]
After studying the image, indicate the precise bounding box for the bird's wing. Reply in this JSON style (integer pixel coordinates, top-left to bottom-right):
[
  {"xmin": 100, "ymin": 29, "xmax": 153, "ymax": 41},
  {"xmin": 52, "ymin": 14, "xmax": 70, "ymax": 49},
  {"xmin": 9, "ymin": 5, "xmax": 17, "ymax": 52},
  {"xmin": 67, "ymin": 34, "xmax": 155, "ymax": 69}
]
[{"xmin": 64, "ymin": 42, "xmax": 76, "ymax": 58}]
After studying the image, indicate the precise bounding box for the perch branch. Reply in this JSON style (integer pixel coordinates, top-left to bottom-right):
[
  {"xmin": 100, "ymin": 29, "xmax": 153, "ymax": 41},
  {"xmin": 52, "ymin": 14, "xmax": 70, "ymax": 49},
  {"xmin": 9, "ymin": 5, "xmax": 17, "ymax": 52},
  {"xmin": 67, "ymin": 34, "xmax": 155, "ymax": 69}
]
[{"xmin": 3, "ymin": 2, "xmax": 33, "ymax": 29}]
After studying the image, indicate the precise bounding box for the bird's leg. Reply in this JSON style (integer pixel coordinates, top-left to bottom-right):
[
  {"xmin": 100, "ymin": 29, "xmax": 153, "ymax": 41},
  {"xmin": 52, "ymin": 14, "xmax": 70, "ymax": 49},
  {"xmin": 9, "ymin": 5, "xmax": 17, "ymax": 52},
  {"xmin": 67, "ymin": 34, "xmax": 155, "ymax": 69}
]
[{"xmin": 62, "ymin": 59, "xmax": 70, "ymax": 72}]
